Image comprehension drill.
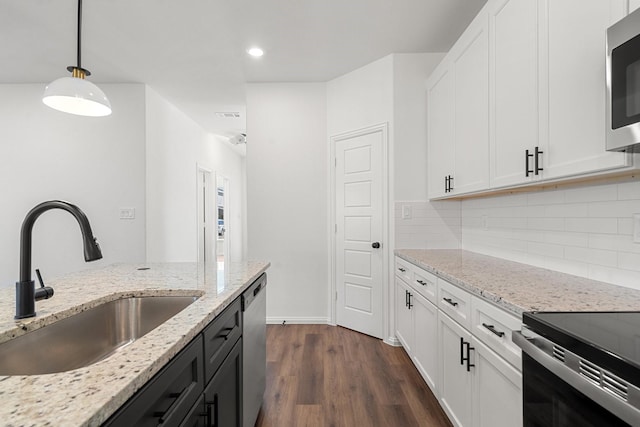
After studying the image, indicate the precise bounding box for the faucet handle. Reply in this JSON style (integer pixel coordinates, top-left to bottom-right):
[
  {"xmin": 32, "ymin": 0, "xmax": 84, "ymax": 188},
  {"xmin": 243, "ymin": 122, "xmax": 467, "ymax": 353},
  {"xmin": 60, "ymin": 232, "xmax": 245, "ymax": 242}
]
[{"xmin": 34, "ymin": 269, "xmax": 54, "ymax": 300}]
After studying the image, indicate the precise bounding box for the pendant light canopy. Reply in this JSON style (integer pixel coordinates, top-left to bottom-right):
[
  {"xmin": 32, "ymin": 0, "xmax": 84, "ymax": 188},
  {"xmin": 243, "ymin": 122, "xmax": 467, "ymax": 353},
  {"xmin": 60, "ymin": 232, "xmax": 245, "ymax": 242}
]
[{"xmin": 43, "ymin": 0, "xmax": 111, "ymax": 117}]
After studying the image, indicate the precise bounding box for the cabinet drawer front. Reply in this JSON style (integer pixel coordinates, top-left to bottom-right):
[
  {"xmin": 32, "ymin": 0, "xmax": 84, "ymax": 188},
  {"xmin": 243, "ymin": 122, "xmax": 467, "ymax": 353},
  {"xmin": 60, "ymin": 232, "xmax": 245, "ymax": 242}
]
[
  {"xmin": 203, "ymin": 298, "xmax": 242, "ymax": 384},
  {"xmin": 104, "ymin": 335, "xmax": 204, "ymax": 427},
  {"xmin": 413, "ymin": 267, "xmax": 438, "ymax": 304},
  {"xmin": 471, "ymin": 296, "xmax": 522, "ymax": 370},
  {"xmin": 395, "ymin": 257, "xmax": 413, "ymax": 283},
  {"xmin": 438, "ymin": 279, "xmax": 472, "ymax": 330}
]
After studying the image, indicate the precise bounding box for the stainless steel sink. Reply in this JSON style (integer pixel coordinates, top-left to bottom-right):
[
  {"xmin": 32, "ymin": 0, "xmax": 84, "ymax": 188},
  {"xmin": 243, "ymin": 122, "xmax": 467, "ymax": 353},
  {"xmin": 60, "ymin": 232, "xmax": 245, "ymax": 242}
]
[{"xmin": 0, "ymin": 295, "xmax": 198, "ymax": 375}]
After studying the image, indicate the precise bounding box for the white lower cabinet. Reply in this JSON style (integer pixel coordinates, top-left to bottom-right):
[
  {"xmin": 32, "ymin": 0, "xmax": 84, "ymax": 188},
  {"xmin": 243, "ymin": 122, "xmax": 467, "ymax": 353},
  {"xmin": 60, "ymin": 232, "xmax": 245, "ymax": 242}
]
[
  {"xmin": 438, "ymin": 310, "xmax": 522, "ymax": 427},
  {"xmin": 395, "ymin": 277, "xmax": 413, "ymax": 353},
  {"xmin": 439, "ymin": 311, "xmax": 473, "ymax": 427},
  {"xmin": 394, "ymin": 257, "xmax": 522, "ymax": 427},
  {"xmin": 411, "ymin": 290, "xmax": 439, "ymax": 392},
  {"xmin": 395, "ymin": 276, "xmax": 439, "ymax": 392},
  {"xmin": 472, "ymin": 336, "xmax": 522, "ymax": 427}
]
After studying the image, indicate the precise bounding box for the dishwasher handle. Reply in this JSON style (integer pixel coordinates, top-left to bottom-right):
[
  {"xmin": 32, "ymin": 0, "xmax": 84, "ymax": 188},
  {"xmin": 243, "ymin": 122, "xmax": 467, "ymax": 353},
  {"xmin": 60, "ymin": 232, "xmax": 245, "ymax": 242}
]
[{"xmin": 242, "ymin": 273, "xmax": 267, "ymax": 311}]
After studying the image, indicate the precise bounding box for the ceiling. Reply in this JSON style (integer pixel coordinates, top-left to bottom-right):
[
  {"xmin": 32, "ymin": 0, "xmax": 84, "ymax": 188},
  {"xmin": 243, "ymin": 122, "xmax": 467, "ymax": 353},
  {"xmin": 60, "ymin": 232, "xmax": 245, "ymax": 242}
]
[{"xmin": 1, "ymin": 0, "xmax": 486, "ymax": 137}]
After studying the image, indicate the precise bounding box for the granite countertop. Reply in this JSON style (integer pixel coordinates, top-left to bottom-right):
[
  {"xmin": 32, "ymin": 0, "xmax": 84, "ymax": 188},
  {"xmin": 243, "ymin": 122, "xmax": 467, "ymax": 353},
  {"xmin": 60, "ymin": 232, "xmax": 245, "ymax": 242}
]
[
  {"xmin": 395, "ymin": 249, "xmax": 640, "ymax": 316},
  {"xmin": 0, "ymin": 261, "xmax": 269, "ymax": 427}
]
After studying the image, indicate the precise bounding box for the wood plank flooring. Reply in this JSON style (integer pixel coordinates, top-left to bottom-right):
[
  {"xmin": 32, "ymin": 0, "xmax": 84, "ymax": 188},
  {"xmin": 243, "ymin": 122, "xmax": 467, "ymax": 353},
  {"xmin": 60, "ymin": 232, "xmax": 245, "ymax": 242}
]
[{"xmin": 255, "ymin": 324, "xmax": 452, "ymax": 427}]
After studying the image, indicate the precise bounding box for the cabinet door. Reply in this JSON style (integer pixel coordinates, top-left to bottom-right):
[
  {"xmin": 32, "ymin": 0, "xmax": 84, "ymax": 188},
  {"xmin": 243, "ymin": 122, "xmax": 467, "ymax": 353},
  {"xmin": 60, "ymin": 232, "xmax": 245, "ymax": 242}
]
[
  {"xmin": 452, "ymin": 9, "xmax": 490, "ymax": 194},
  {"xmin": 412, "ymin": 292, "xmax": 439, "ymax": 395},
  {"xmin": 489, "ymin": 0, "xmax": 541, "ymax": 188},
  {"xmin": 471, "ymin": 337, "xmax": 522, "ymax": 427},
  {"xmin": 543, "ymin": 0, "xmax": 630, "ymax": 179},
  {"xmin": 204, "ymin": 338, "xmax": 242, "ymax": 427},
  {"xmin": 439, "ymin": 312, "xmax": 473, "ymax": 427},
  {"xmin": 427, "ymin": 63, "xmax": 455, "ymax": 199},
  {"xmin": 395, "ymin": 277, "xmax": 414, "ymax": 353}
]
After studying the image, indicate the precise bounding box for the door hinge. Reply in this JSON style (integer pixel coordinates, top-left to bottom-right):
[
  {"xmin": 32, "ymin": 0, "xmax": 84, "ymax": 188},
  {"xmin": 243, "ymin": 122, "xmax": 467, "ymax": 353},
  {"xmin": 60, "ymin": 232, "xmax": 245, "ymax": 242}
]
[
  {"xmin": 335, "ymin": 291, "xmax": 338, "ymax": 301},
  {"xmin": 335, "ymin": 224, "xmax": 337, "ymax": 233},
  {"xmin": 334, "ymin": 157, "xmax": 337, "ymax": 167}
]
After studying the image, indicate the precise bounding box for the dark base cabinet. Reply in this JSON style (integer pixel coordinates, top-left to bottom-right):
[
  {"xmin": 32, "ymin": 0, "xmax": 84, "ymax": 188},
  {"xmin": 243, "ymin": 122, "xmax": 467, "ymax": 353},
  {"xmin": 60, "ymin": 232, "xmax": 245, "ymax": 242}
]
[
  {"xmin": 204, "ymin": 338, "xmax": 242, "ymax": 427},
  {"xmin": 103, "ymin": 298, "xmax": 243, "ymax": 427}
]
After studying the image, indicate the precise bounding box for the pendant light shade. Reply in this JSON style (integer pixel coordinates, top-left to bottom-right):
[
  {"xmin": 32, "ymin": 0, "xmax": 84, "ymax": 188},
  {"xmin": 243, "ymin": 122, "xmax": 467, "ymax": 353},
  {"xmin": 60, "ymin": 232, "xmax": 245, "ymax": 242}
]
[
  {"xmin": 43, "ymin": 0, "xmax": 111, "ymax": 117},
  {"xmin": 43, "ymin": 76, "xmax": 111, "ymax": 117}
]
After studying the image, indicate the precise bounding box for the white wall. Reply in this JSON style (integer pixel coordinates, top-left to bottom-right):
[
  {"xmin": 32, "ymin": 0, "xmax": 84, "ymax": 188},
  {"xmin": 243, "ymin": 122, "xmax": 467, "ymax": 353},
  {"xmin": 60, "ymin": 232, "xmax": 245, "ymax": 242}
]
[
  {"xmin": 145, "ymin": 87, "xmax": 245, "ymax": 262},
  {"xmin": 0, "ymin": 84, "xmax": 147, "ymax": 288},
  {"xmin": 246, "ymin": 83, "xmax": 328, "ymax": 323},
  {"xmin": 327, "ymin": 56, "xmax": 394, "ymax": 137},
  {"xmin": 461, "ymin": 178, "xmax": 640, "ymax": 290}
]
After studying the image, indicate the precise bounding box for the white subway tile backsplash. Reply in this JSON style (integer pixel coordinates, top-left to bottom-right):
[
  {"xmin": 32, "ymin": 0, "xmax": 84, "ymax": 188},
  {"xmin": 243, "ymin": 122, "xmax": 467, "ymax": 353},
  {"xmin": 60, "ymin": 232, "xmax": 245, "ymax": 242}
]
[
  {"xmin": 397, "ymin": 180, "xmax": 640, "ymax": 290},
  {"xmin": 527, "ymin": 217, "xmax": 565, "ymax": 231},
  {"xmin": 565, "ymin": 218, "xmax": 618, "ymax": 234},
  {"xmin": 544, "ymin": 203, "xmax": 588, "ymax": 218},
  {"xmin": 563, "ymin": 183, "xmax": 618, "ymax": 203},
  {"xmin": 618, "ymin": 252, "xmax": 640, "ymax": 272}
]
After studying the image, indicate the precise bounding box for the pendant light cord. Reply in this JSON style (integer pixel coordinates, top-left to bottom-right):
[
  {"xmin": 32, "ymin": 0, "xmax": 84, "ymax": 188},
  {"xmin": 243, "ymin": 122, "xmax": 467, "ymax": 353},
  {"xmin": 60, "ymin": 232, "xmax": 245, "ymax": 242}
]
[{"xmin": 76, "ymin": 0, "xmax": 82, "ymax": 70}]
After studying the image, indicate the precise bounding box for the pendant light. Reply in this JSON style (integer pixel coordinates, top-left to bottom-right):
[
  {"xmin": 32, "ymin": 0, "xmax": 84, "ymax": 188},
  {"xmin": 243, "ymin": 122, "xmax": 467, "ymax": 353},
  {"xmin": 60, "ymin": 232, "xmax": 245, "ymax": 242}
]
[{"xmin": 42, "ymin": 0, "xmax": 111, "ymax": 117}]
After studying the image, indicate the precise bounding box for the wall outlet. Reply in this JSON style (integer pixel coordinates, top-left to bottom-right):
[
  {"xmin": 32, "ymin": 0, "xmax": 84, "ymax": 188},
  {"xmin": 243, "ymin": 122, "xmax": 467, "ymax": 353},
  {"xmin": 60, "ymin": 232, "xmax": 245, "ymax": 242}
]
[
  {"xmin": 481, "ymin": 215, "xmax": 489, "ymax": 231},
  {"xmin": 119, "ymin": 207, "xmax": 136, "ymax": 220},
  {"xmin": 634, "ymin": 213, "xmax": 640, "ymax": 243},
  {"xmin": 402, "ymin": 205, "xmax": 412, "ymax": 219}
]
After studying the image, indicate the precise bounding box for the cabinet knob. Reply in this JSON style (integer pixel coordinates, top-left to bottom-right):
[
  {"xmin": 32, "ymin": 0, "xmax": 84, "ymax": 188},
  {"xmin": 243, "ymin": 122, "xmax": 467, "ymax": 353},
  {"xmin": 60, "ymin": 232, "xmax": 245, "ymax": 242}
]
[{"xmin": 372, "ymin": 242, "xmax": 380, "ymax": 249}]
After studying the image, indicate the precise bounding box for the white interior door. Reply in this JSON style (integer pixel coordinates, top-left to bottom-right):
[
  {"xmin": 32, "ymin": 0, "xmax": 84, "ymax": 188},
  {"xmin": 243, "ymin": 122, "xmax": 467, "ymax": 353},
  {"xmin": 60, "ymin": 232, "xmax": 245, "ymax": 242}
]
[
  {"xmin": 197, "ymin": 167, "xmax": 214, "ymax": 266},
  {"xmin": 334, "ymin": 127, "xmax": 384, "ymax": 339}
]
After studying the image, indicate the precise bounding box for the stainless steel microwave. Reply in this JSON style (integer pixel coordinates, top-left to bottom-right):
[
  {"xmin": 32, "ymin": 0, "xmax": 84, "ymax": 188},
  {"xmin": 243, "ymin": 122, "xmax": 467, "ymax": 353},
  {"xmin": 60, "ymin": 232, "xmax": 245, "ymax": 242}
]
[{"xmin": 607, "ymin": 8, "xmax": 640, "ymax": 152}]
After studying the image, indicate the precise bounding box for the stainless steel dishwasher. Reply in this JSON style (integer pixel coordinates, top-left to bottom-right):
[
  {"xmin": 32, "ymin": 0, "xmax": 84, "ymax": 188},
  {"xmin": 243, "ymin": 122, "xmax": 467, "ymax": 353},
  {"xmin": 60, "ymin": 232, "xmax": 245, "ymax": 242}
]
[{"xmin": 242, "ymin": 273, "xmax": 267, "ymax": 427}]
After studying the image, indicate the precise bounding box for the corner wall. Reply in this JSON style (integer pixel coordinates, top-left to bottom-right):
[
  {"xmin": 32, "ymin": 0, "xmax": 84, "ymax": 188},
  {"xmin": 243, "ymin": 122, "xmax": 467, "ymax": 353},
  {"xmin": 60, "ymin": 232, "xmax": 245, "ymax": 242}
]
[{"xmin": 246, "ymin": 83, "xmax": 328, "ymax": 323}]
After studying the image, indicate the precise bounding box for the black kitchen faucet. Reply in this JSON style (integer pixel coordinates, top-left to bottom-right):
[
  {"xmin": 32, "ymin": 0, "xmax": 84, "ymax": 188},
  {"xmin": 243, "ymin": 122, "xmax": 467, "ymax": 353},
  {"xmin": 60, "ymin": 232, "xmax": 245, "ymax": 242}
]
[{"xmin": 15, "ymin": 200, "xmax": 102, "ymax": 319}]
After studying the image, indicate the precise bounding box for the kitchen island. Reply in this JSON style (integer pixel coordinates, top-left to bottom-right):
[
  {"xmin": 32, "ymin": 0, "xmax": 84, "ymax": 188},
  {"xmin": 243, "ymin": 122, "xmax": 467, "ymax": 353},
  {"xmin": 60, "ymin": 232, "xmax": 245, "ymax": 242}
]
[{"xmin": 0, "ymin": 261, "xmax": 269, "ymax": 427}]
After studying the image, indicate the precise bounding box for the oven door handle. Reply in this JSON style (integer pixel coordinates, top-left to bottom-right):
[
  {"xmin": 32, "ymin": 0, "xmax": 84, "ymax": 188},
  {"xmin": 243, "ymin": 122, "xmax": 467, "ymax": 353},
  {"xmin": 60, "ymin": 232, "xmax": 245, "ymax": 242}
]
[{"xmin": 513, "ymin": 330, "xmax": 640, "ymax": 427}]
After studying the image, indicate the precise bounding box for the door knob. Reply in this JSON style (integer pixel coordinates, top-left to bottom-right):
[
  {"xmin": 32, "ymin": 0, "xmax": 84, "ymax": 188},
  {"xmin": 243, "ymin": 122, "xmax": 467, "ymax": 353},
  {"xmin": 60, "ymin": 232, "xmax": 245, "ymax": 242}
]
[{"xmin": 372, "ymin": 242, "xmax": 381, "ymax": 249}]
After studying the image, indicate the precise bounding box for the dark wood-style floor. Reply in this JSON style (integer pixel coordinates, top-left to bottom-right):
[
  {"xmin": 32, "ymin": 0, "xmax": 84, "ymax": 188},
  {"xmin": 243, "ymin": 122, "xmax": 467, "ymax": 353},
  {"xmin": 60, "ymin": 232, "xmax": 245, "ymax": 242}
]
[{"xmin": 255, "ymin": 324, "xmax": 452, "ymax": 427}]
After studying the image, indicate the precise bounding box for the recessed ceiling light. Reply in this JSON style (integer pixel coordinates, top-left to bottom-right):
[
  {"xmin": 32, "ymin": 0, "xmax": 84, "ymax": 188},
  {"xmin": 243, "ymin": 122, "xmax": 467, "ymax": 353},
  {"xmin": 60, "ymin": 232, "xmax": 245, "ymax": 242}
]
[{"xmin": 247, "ymin": 47, "xmax": 264, "ymax": 57}]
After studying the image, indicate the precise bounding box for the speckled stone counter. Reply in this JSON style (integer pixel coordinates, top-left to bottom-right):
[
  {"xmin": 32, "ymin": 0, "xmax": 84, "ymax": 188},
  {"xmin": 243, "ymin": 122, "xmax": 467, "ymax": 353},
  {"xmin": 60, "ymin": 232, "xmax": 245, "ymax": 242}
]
[
  {"xmin": 0, "ymin": 261, "xmax": 269, "ymax": 427},
  {"xmin": 395, "ymin": 249, "xmax": 640, "ymax": 316}
]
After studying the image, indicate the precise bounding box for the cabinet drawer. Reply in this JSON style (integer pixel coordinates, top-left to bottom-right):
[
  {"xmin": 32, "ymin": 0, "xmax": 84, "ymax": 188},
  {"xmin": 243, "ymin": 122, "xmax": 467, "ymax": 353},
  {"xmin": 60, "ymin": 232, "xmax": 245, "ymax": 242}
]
[
  {"xmin": 412, "ymin": 267, "xmax": 438, "ymax": 304},
  {"xmin": 203, "ymin": 297, "xmax": 242, "ymax": 384},
  {"xmin": 471, "ymin": 296, "xmax": 522, "ymax": 370},
  {"xmin": 437, "ymin": 279, "xmax": 471, "ymax": 330},
  {"xmin": 395, "ymin": 257, "xmax": 413, "ymax": 283},
  {"xmin": 104, "ymin": 335, "xmax": 204, "ymax": 427}
]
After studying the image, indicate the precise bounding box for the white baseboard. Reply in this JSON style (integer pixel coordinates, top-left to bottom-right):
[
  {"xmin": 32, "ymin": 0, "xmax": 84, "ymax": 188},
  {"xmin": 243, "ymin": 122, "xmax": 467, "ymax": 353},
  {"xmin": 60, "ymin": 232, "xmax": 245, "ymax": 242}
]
[
  {"xmin": 267, "ymin": 316, "xmax": 330, "ymax": 325},
  {"xmin": 385, "ymin": 336, "xmax": 402, "ymax": 347}
]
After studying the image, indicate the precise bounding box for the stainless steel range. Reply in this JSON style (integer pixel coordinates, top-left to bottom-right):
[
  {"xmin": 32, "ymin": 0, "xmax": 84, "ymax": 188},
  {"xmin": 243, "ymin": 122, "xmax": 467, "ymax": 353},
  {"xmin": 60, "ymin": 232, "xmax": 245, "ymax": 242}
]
[{"xmin": 513, "ymin": 311, "xmax": 640, "ymax": 426}]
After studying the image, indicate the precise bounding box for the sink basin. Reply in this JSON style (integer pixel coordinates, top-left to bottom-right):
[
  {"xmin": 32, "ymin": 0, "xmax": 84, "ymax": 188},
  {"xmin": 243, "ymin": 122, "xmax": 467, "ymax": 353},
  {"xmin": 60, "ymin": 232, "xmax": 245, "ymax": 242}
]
[{"xmin": 0, "ymin": 295, "xmax": 198, "ymax": 375}]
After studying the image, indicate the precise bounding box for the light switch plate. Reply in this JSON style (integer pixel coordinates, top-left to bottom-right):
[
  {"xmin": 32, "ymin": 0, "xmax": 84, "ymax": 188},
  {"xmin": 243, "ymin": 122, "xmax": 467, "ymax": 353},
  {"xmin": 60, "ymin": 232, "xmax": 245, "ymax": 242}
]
[
  {"xmin": 119, "ymin": 207, "xmax": 135, "ymax": 220},
  {"xmin": 634, "ymin": 213, "xmax": 640, "ymax": 243}
]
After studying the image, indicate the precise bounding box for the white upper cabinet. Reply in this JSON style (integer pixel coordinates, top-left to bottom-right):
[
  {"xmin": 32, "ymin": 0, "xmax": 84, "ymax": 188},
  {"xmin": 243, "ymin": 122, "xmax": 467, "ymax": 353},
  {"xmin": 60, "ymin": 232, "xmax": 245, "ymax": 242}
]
[
  {"xmin": 453, "ymin": 11, "xmax": 490, "ymax": 195},
  {"xmin": 427, "ymin": 0, "xmax": 640, "ymax": 199},
  {"xmin": 489, "ymin": 0, "xmax": 542, "ymax": 188},
  {"xmin": 427, "ymin": 64, "xmax": 455, "ymax": 198},
  {"xmin": 542, "ymin": 0, "xmax": 630, "ymax": 179},
  {"xmin": 427, "ymin": 9, "xmax": 489, "ymax": 199}
]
